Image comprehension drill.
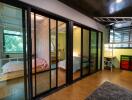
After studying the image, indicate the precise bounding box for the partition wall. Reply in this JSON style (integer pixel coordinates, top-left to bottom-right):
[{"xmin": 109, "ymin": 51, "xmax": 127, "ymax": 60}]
[{"xmin": 0, "ymin": 1, "xmax": 103, "ymax": 100}]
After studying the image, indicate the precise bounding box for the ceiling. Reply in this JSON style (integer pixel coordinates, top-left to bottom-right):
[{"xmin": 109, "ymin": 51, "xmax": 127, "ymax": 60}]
[
  {"xmin": 59, "ymin": 0, "xmax": 132, "ymax": 17},
  {"xmin": 59, "ymin": 0, "xmax": 132, "ymax": 26}
]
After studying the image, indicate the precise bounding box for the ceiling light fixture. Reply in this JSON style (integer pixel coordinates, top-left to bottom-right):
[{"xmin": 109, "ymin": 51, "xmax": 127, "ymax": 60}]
[
  {"xmin": 73, "ymin": 26, "xmax": 77, "ymax": 29},
  {"xmin": 116, "ymin": 0, "xmax": 122, "ymax": 3}
]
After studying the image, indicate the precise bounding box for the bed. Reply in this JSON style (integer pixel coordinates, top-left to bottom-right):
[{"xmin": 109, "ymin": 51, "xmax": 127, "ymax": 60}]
[
  {"xmin": 0, "ymin": 58, "xmax": 49, "ymax": 81},
  {"xmin": 58, "ymin": 57, "xmax": 89, "ymax": 72}
]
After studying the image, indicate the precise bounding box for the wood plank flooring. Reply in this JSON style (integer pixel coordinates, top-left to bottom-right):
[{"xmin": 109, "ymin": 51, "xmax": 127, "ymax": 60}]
[{"xmin": 43, "ymin": 69, "xmax": 132, "ymax": 100}]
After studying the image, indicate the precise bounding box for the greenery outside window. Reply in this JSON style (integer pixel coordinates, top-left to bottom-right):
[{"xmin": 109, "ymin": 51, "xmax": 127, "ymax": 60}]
[{"xmin": 3, "ymin": 30, "xmax": 23, "ymax": 53}]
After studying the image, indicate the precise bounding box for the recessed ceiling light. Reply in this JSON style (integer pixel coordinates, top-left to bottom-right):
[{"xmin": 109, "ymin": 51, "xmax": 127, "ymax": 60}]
[
  {"xmin": 116, "ymin": 0, "xmax": 122, "ymax": 3},
  {"xmin": 73, "ymin": 26, "xmax": 77, "ymax": 28}
]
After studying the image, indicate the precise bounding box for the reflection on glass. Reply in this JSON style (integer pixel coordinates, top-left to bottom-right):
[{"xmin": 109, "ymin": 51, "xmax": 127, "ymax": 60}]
[
  {"xmin": 0, "ymin": 3, "xmax": 25, "ymax": 99},
  {"xmin": 73, "ymin": 26, "xmax": 81, "ymax": 80},
  {"xmin": 58, "ymin": 21, "xmax": 66, "ymax": 86},
  {"xmin": 51, "ymin": 70, "xmax": 56, "ymax": 88},
  {"xmin": 90, "ymin": 31, "xmax": 97, "ymax": 73},
  {"xmin": 82, "ymin": 29, "xmax": 89, "ymax": 75},
  {"xmin": 50, "ymin": 19, "xmax": 57, "ymax": 88},
  {"xmin": 31, "ymin": 12, "xmax": 35, "ymax": 97},
  {"xmin": 35, "ymin": 14, "xmax": 50, "ymax": 94},
  {"xmin": 50, "ymin": 19, "xmax": 57, "ymax": 69}
]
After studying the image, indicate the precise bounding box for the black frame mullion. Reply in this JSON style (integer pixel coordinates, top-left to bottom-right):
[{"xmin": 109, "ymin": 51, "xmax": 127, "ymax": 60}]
[
  {"xmin": 22, "ymin": 8, "xmax": 27, "ymax": 100},
  {"xmin": 34, "ymin": 13, "xmax": 37, "ymax": 96},
  {"xmin": 56, "ymin": 20, "xmax": 58, "ymax": 87},
  {"xmin": 27, "ymin": 8, "xmax": 33, "ymax": 100},
  {"xmin": 100, "ymin": 32, "xmax": 103, "ymax": 70},
  {"xmin": 49, "ymin": 18, "xmax": 52, "ymax": 89},
  {"xmin": 66, "ymin": 21, "xmax": 73, "ymax": 85}
]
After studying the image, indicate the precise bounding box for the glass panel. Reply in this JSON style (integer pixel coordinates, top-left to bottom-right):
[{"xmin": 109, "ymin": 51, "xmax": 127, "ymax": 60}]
[
  {"xmin": 73, "ymin": 26, "xmax": 81, "ymax": 80},
  {"xmin": 122, "ymin": 32, "xmax": 129, "ymax": 42},
  {"xmin": 50, "ymin": 19, "xmax": 56, "ymax": 70},
  {"xmin": 98, "ymin": 32, "xmax": 101, "ymax": 70},
  {"xmin": 51, "ymin": 69, "xmax": 56, "ymax": 88},
  {"xmin": 0, "ymin": 3, "xmax": 25, "ymax": 99},
  {"xmin": 90, "ymin": 31, "xmax": 97, "ymax": 73},
  {"xmin": 111, "ymin": 29, "xmax": 130, "ymax": 48},
  {"xmin": 50, "ymin": 19, "xmax": 57, "ymax": 88},
  {"xmin": 31, "ymin": 12, "xmax": 35, "ymax": 97},
  {"xmin": 114, "ymin": 32, "xmax": 122, "ymax": 42},
  {"xmin": 36, "ymin": 71, "xmax": 50, "ymax": 94},
  {"xmin": 58, "ymin": 21, "xmax": 66, "ymax": 86},
  {"xmin": 82, "ymin": 29, "xmax": 89, "ymax": 75},
  {"xmin": 35, "ymin": 14, "xmax": 50, "ymax": 94}
]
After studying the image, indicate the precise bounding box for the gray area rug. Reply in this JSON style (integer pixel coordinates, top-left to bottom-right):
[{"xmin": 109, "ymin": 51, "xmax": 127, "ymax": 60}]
[{"xmin": 86, "ymin": 81, "xmax": 132, "ymax": 100}]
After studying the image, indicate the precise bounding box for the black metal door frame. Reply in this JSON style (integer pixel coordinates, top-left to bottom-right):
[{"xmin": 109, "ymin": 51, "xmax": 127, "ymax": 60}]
[{"xmin": 72, "ymin": 22, "xmax": 103, "ymax": 82}]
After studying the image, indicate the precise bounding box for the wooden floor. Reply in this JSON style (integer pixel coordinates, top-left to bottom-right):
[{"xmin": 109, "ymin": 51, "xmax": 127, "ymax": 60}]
[{"xmin": 43, "ymin": 69, "xmax": 132, "ymax": 100}]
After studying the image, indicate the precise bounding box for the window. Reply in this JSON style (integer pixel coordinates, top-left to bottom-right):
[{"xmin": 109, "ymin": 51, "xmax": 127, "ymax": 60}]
[
  {"xmin": 3, "ymin": 30, "xmax": 23, "ymax": 53},
  {"xmin": 109, "ymin": 28, "xmax": 132, "ymax": 48}
]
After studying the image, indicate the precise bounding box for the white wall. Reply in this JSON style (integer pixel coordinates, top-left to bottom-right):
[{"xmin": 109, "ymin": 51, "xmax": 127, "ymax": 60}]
[
  {"xmin": 20, "ymin": 0, "xmax": 106, "ymax": 33},
  {"xmin": 36, "ymin": 18, "xmax": 49, "ymax": 64}
]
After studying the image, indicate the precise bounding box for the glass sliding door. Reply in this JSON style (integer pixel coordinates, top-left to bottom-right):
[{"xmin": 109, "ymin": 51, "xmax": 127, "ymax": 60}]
[
  {"xmin": 0, "ymin": 2, "xmax": 27, "ymax": 100},
  {"xmin": 57, "ymin": 21, "xmax": 66, "ymax": 86},
  {"xmin": 82, "ymin": 29, "xmax": 90, "ymax": 75},
  {"xmin": 50, "ymin": 20, "xmax": 67, "ymax": 87},
  {"xmin": 90, "ymin": 31, "xmax": 97, "ymax": 73},
  {"xmin": 31, "ymin": 13, "xmax": 50, "ymax": 96},
  {"xmin": 73, "ymin": 25, "xmax": 81, "ymax": 80},
  {"xmin": 31, "ymin": 11, "xmax": 67, "ymax": 97}
]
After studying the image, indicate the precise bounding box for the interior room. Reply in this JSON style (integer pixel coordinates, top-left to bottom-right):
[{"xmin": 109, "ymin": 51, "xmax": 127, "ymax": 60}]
[
  {"xmin": 103, "ymin": 20, "xmax": 132, "ymax": 70},
  {"xmin": 0, "ymin": 0, "xmax": 132, "ymax": 100}
]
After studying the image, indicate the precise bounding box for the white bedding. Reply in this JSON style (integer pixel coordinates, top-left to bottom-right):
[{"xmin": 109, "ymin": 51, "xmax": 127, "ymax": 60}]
[
  {"xmin": 2, "ymin": 61, "xmax": 24, "ymax": 74},
  {"xmin": 1, "ymin": 58, "xmax": 49, "ymax": 74},
  {"xmin": 58, "ymin": 57, "xmax": 88, "ymax": 72}
]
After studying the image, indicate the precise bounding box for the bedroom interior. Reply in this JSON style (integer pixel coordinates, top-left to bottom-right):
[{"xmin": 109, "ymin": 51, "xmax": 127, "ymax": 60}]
[{"xmin": 1, "ymin": 0, "xmax": 132, "ymax": 100}]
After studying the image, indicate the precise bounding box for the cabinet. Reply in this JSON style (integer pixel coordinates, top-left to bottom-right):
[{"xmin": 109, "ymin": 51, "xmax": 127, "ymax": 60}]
[{"xmin": 120, "ymin": 55, "xmax": 132, "ymax": 71}]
